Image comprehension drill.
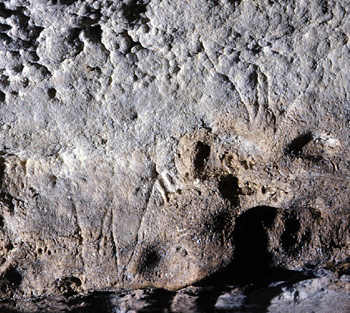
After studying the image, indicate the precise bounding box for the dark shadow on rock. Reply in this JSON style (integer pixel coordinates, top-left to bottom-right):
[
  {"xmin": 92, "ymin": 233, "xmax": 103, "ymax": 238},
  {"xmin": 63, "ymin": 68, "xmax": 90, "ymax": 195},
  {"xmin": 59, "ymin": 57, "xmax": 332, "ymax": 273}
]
[
  {"xmin": 194, "ymin": 287, "xmax": 227, "ymax": 313},
  {"xmin": 218, "ymin": 174, "xmax": 241, "ymax": 207},
  {"xmin": 136, "ymin": 289, "xmax": 175, "ymax": 313},
  {"xmin": 0, "ymin": 307, "xmax": 19, "ymax": 313},
  {"xmin": 69, "ymin": 292, "xmax": 115, "ymax": 313},
  {"xmin": 121, "ymin": 0, "xmax": 149, "ymax": 24},
  {"xmin": 0, "ymin": 267, "xmax": 23, "ymax": 296},
  {"xmin": 0, "ymin": 206, "xmax": 317, "ymax": 313},
  {"xmin": 232, "ymin": 205, "xmax": 277, "ymax": 283},
  {"xmin": 69, "ymin": 289, "xmax": 175, "ymax": 313},
  {"xmin": 194, "ymin": 141, "xmax": 211, "ymax": 178},
  {"xmin": 195, "ymin": 206, "xmax": 315, "ymax": 312},
  {"xmin": 286, "ymin": 132, "xmax": 313, "ymax": 157},
  {"xmin": 197, "ymin": 206, "xmax": 278, "ymax": 286}
]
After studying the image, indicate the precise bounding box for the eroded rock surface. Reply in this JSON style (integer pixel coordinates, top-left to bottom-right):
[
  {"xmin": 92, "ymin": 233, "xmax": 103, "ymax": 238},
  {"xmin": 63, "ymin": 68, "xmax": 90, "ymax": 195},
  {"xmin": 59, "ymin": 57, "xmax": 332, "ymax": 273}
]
[
  {"xmin": 0, "ymin": 0, "xmax": 350, "ymax": 300},
  {"xmin": 1, "ymin": 267, "xmax": 350, "ymax": 312}
]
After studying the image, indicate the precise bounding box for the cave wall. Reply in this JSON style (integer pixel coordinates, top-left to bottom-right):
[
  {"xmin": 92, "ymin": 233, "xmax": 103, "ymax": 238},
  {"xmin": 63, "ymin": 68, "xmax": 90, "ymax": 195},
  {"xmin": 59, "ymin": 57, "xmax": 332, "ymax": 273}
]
[{"xmin": 0, "ymin": 0, "xmax": 349, "ymax": 298}]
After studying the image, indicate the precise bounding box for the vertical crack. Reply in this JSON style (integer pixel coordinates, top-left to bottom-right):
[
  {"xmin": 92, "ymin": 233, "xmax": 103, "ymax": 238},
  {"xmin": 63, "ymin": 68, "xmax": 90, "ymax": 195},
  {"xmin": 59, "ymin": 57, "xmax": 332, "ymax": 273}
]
[
  {"xmin": 111, "ymin": 209, "xmax": 120, "ymax": 280},
  {"xmin": 124, "ymin": 178, "xmax": 156, "ymax": 280},
  {"xmin": 69, "ymin": 196, "xmax": 84, "ymax": 268}
]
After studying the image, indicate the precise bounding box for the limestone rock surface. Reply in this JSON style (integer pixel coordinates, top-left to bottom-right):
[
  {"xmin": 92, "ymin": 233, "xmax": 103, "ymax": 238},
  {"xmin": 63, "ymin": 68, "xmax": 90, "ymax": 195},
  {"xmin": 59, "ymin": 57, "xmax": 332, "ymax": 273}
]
[
  {"xmin": 1, "ymin": 268, "xmax": 350, "ymax": 312},
  {"xmin": 0, "ymin": 0, "xmax": 350, "ymax": 300}
]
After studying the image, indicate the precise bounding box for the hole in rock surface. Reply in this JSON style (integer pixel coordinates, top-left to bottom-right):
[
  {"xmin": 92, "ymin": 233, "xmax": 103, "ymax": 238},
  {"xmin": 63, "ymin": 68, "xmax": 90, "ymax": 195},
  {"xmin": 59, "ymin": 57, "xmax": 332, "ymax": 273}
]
[
  {"xmin": 137, "ymin": 245, "xmax": 162, "ymax": 279},
  {"xmin": 0, "ymin": 90, "xmax": 5, "ymax": 102},
  {"xmin": 194, "ymin": 142, "xmax": 210, "ymax": 176},
  {"xmin": 47, "ymin": 87, "xmax": 56, "ymax": 99},
  {"xmin": 85, "ymin": 25, "xmax": 102, "ymax": 43},
  {"xmin": 57, "ymin": 276, "xmax": 82, "ymax": 297},
  {"xmin": 0, "ymin": 267, "xmax": 23, "ymax": 294},
  {"xmin": 286, "ymin": 132, "xmax": 313, "ymax": 156},
  {"xmin": 122, "ymin": 0, "xmax": 149, "ymax": 24},
  {"xmin": 218, "ymin": 174, "xmax": 241, "ymax": 206}
]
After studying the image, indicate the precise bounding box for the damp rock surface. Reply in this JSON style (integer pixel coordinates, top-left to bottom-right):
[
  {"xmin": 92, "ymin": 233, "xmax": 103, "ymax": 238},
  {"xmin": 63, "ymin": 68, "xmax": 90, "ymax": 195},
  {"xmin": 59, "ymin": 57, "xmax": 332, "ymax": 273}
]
[{"xmin": 0, "ymin": 0, "xmax": 350, "ymax": 301}]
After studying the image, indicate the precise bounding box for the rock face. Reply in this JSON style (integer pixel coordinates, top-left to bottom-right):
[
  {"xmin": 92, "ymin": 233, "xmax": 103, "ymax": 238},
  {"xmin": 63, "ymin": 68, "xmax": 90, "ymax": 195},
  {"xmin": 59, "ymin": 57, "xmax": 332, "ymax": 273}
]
[
  {"xmin": 1, "ymin": 269, "xmax": 350, "ymax": 312},
  {"xmin": 0, "ymin": 0, "xmax": 350, "ymax": 299}
]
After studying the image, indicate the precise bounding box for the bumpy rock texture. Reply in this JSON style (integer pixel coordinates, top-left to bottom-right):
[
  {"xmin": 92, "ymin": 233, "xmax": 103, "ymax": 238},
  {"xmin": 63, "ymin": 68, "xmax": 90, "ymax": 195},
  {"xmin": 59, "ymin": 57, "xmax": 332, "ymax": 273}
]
[
  {"xmin": 1, "ymin": 268, "xmax": 350, "ymax": 312},
  {"xmin": 0, "ymin": 0, "xmax": 350, "ymax": 301}
]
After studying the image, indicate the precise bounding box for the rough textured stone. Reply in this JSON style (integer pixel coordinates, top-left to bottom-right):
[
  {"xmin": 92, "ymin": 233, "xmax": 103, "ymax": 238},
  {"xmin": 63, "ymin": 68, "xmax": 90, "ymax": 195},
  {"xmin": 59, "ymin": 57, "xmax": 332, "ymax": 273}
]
[
  {"xmin": 0, "ymin": 0, "xmax": 350, "ymax": 301},
  {"xmin": 1, "ymin": 268, "xmax": 350, "ymax": 312}
]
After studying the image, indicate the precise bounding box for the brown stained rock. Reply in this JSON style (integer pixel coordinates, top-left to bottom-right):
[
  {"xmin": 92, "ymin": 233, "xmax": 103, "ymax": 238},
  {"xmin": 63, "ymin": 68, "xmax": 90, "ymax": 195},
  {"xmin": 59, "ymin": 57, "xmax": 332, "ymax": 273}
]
[{"xmin": 0, "ymin": 0, "xmax": 350, "ymax": 302}]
